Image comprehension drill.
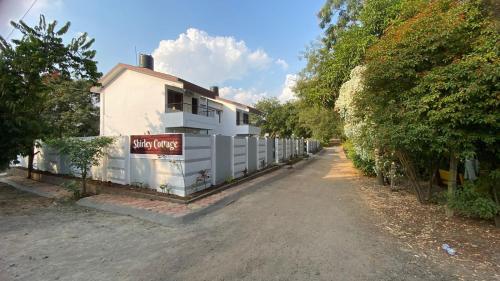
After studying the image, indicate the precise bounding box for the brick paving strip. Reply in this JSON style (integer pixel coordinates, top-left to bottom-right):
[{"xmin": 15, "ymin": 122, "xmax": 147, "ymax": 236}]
[{"xmin": 0, "ymin": 154, "xmax": 321, "ymax": 225}]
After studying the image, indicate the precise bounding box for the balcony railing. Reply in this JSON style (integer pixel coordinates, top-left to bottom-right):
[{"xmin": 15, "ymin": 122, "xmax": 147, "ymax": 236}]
[
  {"xmin": 166, "ymin": 103, "xmax": 216, "ymax": 117},
  {"xmin": 237, "ymin": 113, "xmax": 259, "ymax": 126},
  {"xmin": 237, "ymin": 120, "xmax": 259, "ymax": 126}
]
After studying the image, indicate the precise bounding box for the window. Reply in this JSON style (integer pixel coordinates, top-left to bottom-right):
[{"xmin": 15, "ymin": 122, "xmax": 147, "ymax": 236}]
[
  {"xmin": 243, "ymin": 113, "xmax": 249, "ymax": 125},
  {"xmin": 166, "ymin": 90, "xmax": 183, "ymax": 112},
  {"xmin": 192, "ymin": 97, "xmax": 198, "ymax": 114},
  {"xmin": 236, "ymin": 111, "xmax": 241, "ymax": 125},
  {"xmin": 217, "ymin": 110, "xmax": 222, "ymax": 123}
]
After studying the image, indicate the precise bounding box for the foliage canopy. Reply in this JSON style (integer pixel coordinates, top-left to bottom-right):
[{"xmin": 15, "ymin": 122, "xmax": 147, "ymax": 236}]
[{"xmin": 0, "ymin": 15, "xmax": 100, "ymax": 170}]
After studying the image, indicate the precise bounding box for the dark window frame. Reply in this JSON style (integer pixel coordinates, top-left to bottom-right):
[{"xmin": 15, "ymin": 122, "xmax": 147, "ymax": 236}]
[
  {"xmin": 243, "ymin": 112, "xmax": 249, "ymax": 125},
  {"xmin": 191, "ymin": 97, "xmax": 198, "ymax": 114},
  {"xmin": 166, "ymin": 89, "xmax": 183, "ymax": 112}
]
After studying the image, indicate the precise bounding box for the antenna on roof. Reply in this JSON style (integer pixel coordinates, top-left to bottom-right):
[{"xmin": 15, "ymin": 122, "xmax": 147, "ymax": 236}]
[{"xmin": 134, "ymin": 46, "xmax": 138, "ymax": 65}]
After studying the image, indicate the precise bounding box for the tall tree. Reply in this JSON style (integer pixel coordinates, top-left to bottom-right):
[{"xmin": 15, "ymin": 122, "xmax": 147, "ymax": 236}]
[
  {"xmin": 254, "ymin": 98, "xmax": 311, "ymax": 138},
  {"xmin": 0, "ymin": 15, "xmax": 100, "ymax": 174},
  {"xmin": 318, "ymin": 0, "xmax": 364, "ymax": 48},
  {"xmin": 297, "ymin": 102, "xmax": 341, "ymax": 144},
  {"xmin": 296, "ymin": 0, "xmax": 424, "ymax": 107},
  {"xmin": 356, "ymin": 0, "xmax": 500, "ymax": 202}
]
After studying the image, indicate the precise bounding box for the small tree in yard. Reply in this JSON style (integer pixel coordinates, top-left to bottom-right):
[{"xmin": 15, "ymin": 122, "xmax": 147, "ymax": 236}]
[{"xmin": 49, "ymin": 137, "xmax": 114, "ymax": 196}]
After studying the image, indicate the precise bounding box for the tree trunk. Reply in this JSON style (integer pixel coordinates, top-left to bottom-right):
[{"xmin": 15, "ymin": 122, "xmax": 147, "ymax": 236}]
[
  {"xmin": 377, "ymin": 170, "xmax": 385, "ymax": 185},
  {"xmin": 446, "ymin": 153, "xmax": 459, "ymax": 217},
  {"xmin": 27, "ymin": 145, "xmax": 35, "ymax": 179},
  {"xmin": 389, "ymin": 161, "xmax": 397, "ymax": 191},
  {"xmin": 448, "ymin": 154, "xmax": 458, "ymax": 196},
  {"xmin": 492, "ymin": 185, "xmax": 499, "ymax": 205},
  {"xmin": 375, "ymin": 148, "xmax": 384, "ymax": 185},
  {"xmin": 395, "ymin": 150, "xmax": 426, "ymax": 203},
  {"xmin": 426, "ymin": 160, "xmax": 438, "ymax": 201},
  {"xmin": 81, "ymin": 170, "xmax": 87, "ymax": 195}
]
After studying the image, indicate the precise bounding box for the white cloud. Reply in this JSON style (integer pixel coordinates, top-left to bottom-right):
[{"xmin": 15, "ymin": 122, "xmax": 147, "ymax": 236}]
[
  {"xmin": 152, "ymin": 28, "xmax": 272, "ymax": 87},
  {"xmin": 219, "ymin": 86, "xmax": 268, "ymax": 106},
  {"xmin": 275, "ymin": 58, "xmax": 288, "ymax": 70},
  {"xmin": 278, "ymin": 74, "xmax": 298, "ymax": 103},
  {"xmin": 219, "ymin": 73, "xmax": 298, "ymax": 106}
]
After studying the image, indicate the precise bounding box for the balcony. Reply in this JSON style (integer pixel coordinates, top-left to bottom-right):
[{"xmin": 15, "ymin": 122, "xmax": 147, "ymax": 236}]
[
  {"xmin": 235, "ymin": 124, "xmax": 261, "ymax": 136},
  {"xmin": 234, "ymin": 111, "xmax": 261, "ymax": 136},
  {"xmin": 164, "ymin": 103, "xmax": 219, "ymax": 130}
]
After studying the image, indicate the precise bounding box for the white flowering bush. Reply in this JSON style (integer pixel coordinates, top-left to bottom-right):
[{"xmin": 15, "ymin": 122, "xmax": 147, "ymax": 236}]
[{"xmin": 335, "ymin": 66, "xmax": 375, "ymax": 163}]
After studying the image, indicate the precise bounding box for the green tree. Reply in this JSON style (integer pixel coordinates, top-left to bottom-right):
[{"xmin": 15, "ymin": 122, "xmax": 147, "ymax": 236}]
[
  {"xmin": 0, "ymin": 15, "xmax": 100, "ymax": 174},
  {"xmin": 297, "ymin": 102, "xmax": 341, "ymax": 145},
  {"xmin": 0, "ymin": 45, "xmax": 36, "ymax": 170},
  {"xmin": 318, "ymin": 0, "xmax": 364, "ymax": 48},
  {"xmin": 43, "ymin": 79, "xmax": 100, "ymax": 138},
  {"xmin": 48, "ymin": 137, "xmax": 114, "ymax": 195},
  {"xmin": 253, "ymin": 98, "xmax": 282, "ymax": 135},
  {"xmin": 254, "ymin": 98, "xmax": 310, "ymax": 138},
  {"xmin": 357, "ymin": 0, "xmax": 499, "ymax": 203},
  {"xmin": 296, "ymin": 0, "xmax": 413, "ymax": 107}
]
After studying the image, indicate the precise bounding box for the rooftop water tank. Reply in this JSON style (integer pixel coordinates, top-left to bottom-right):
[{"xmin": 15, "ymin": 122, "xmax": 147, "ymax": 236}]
[
  {"xmin": 139, "ymin": 54, "xmax": 154, "ymax": 70},
  {"xmin": 210, "ymin": 86, "xmax": 219, "ymax": 96}
]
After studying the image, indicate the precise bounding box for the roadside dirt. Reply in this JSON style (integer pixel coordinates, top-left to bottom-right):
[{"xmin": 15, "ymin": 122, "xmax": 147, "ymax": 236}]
[
  {"xmin": 0, "ymin": 183, "xmax": 55, "ymax": 216},
  {"xmin": 357, "ymin": 177, "xmax": 500, "ymax": 280}
]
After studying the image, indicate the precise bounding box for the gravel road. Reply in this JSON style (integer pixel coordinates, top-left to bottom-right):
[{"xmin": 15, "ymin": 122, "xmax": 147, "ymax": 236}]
[{"xmin": 0, "ymin": 147, "xmax": 480, "ymax": 280}]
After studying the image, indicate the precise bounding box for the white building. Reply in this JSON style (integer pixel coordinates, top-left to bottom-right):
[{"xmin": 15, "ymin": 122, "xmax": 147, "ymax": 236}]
[{"xmin": 92, "ymin": 55, "xmax": 261, "ymax": 137}]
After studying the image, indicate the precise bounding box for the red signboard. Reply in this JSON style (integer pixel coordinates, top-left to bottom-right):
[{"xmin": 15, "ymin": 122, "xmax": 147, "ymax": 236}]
[{"xmin": 130, "ymin": 134, "xmax": 183, "ymax": 155}]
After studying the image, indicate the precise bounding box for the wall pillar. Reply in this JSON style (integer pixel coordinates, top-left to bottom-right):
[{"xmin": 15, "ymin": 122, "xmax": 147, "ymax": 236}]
[
  {"xmin": 230, "ymin": 136, "xmax": 235, "ymax": 178},
  {"xmin": 211, "ymin": 135, "xmax": 217, "ymax": 186}
]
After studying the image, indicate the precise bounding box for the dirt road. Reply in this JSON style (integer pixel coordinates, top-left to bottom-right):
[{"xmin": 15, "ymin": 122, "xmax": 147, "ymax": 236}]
[{"xmin": 0, "ymin": 147, "xmax": 481, "ymax": 280}]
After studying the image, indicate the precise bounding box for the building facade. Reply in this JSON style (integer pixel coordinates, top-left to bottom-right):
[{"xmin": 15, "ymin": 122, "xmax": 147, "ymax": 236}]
[{"xmin": 92, "ymin": 55, "xmax": 261, "ymax": 137}]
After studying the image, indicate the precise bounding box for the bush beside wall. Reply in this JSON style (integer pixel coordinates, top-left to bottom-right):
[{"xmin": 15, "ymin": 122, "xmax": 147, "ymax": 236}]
[{"xmin": 342, "ymin": 140, "xmax": 376, "ymax": 177}]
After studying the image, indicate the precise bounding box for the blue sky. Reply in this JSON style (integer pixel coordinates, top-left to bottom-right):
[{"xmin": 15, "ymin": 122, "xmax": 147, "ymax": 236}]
[{"xmin": 1, "ymin": 0, "xmax": 325, "ymax": 104}]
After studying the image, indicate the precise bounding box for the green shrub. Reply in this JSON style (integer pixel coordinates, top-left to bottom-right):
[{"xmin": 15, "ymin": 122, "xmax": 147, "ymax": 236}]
[
  {"xmin": 343, "ymin": 140, "xmax": 376, "ymax": 176},
  {"xmin": 448, "ymin": 182, "xmax": 498, "ymax": 220},
  {"xmin": 429, "ymin": 191, "xmax": 447, "ymax": 205},
  {"xmin": 61, "ymin": 180, "xmax": 81, "ymax": 199}
]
